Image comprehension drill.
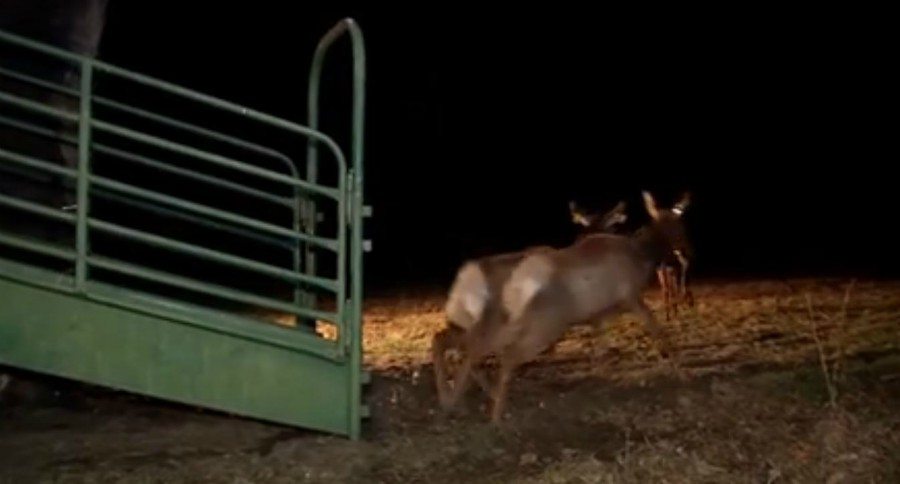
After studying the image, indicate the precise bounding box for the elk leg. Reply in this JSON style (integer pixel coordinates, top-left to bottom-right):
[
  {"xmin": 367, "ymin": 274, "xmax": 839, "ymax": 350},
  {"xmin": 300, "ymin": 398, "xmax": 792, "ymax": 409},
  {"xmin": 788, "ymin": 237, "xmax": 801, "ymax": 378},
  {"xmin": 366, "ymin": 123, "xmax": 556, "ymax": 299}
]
[
  {"xmin": 490, "ymin": 357, "xmax": 516, "ymax": 424},
  {"xmin": 491, "ymin": 324, "xmax": 560, "ymax": 424},
  {"xmin": 445, "ymin": 331, "xmax": 496, "ymax": 411},
  {"xmin": 470, "ymin": 366, "xmax": 493, "ymax": 397},
  {"xmin": 657, "ymin": 267, "xmax": 670, "ymax": 321},
  {"xmin": 446, "ymin": 353, "xmax": 479, "ymax": 411},
  {"xmin": 432, "ymin": 326, "xmax": 494, "ymax": 409},
  {"xmin": 629, "ymin": 298, "xmax": 686, "ymax": 380},
  {"xmin": 430, "ymin": 327, "xmax": 460, "ymax": 409},
  {"xmin": 675, "ymin": 251, "xmax": 694, "ymax": 308},
  {"xmin": 666, "ymin": 266, "xmax": 679, "ymax": 318}
]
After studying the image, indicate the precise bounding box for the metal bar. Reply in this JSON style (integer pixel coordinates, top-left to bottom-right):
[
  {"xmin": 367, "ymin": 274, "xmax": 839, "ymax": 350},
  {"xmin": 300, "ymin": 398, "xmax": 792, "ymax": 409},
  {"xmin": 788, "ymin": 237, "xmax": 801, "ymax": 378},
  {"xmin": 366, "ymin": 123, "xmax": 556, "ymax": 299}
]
[
  {"xmin": 0, "ymin": 28, "xmax": 350, "ymax": 188},
  {"xmin": 0, "ymin": 67, "xmax": 303, "ymax": 262},
  {"xmin": 74, "ymin": 62, "xmax": 93, "ymax": 291},
  {"xmin": 90, "ymin": 175, "xmax": 340, "ymax": 252},
  {"xmin": 0, "ymin": 66, "xmax": 80, "ymax": 97},
  {"xmin": 93, "ymin": 96, "xmax": 299, "ymax": 178},
  {"xmin": 84, "ymin": 284, "xmax": 341, "ymax": 361},
  {"xmin": 0, "ymin": 194, "xmax": 76, "ymax": 223},
  {"xmin": 0, "ymin": 113, "xmax": 75, "ymax": 144},
  {"xmin": 92, "ymin": 188, "xmax": 293, "ymax": 251},
  {"xmin": 308, "ymin": 17, "xmax": 368, "ymax": 440},
  {"xmin": 0, "ymin": 90, "xmax": 78, "ymax": 122},
  {"xmin": 89, "ymin": 98, "xmax": 306, "ymax": 299},
  {"xmin": 0, "ymin": 29, "xmax": 84, "ymax": 64},
  {"xmin": 0, "ymin": 255, "xmax": 341, "ymax": 361},
  {"xmin": 94, "ymin": 144, "xmax": 293, "ymax": 207},
  {"xmin": 0, "ymin": 232, "xmax": 77, "ymax": 261},
  {"xmin": 87, "ymin": 255, "xmax": 339, "ymax": 324},
  {"xmin": 88, "ymin": 218, "xmax": 339, "ymax": 293},
  {"xmin": 89, "ymin": 61, "xmax": 348, "ymax": 169},
  {"xmin": 304, "ymin": 19, "xmax": 331, "ymax": 320},
  {"xmin": 0, "ymin": 147, "xmax": 78, "ymax": 179},
  {"xmin": 0, "ymin": 115, "xmax": 294, "ymax": 208},
  {"xmin": 0, "ymin": 160, "xmax": 54, "ymax": 184},
  {"xmin": 93, "ymin": 120, "xmax": 340, "ymax": 200},
  {"xmin": 0, "ymin": 257, "xmax": 78, "ymax": 294}
]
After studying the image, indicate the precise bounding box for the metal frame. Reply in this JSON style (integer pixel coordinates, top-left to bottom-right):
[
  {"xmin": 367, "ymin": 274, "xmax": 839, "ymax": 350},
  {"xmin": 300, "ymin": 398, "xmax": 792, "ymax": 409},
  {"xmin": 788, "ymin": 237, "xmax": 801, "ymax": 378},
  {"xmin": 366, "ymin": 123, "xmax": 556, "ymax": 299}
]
[{"xmin": 0, "ymin": 18, "xmax": 369, "ymax": 439}]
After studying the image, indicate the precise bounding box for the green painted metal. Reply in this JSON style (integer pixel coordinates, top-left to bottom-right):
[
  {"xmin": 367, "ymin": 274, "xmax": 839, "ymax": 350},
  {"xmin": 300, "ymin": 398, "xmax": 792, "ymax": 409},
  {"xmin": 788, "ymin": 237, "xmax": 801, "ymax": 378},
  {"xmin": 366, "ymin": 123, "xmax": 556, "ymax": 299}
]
[
  {"xmin": 0, "ymin": 18, "xmax": 369, "ymax": 439},
  {"xmin": 75, "ymin": 61, "xmax": 93, "ymax": 291},
  {"xmin": 307, "ymin": 18, "xmax": 369, "ymax": 439},
  {"xmin": 0, "ymin": 276, "xmax": 355, "ymax": 435}
]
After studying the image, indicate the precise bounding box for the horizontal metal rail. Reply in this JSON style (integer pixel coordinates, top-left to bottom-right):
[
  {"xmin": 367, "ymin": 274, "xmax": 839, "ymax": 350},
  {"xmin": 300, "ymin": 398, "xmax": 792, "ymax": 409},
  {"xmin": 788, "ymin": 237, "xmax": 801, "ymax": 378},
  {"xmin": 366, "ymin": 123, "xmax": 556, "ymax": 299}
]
[
  {"xmin": 0, "ymin": 193, "xmax": 76, "ymax": 223},
  {"xmin": 0, "ymin": 30, "xmax": 85, "ymax": 63},
  {"xmin": 0, "ymin": 114, "xmax": 294, "ymax": 207},
  {"xmin": 87, "ymin": 255, "xmax": 338, "ymax": 324},
  {"xmin": 0, "ymin": 256, "xmax": 340, "ymax": 360},
  {"xmin": 0, "ymin": 65, "xmax": 79, "ymax": 97},
  {"xmin": 0, "ymin": 141, "xmax": 295, "ymax": 251},
  {"xmin": 93, "ymin": 188, "xmax": 294, "ymax": 250},
  {"xmin": 89, "ymin": 218, "xmax": 338, "ymax": 293},
  {"xmin": 93, "ymin": 120, "xmax": 340, "ymax": 199},
  {"xmin": 0, "ymin": 112, "xmax": 73, "ymax": 141},
  {"xmin": 1, "ymin": 29, "xmax": 352, "ymax": 178},
  {"xmin": 83, "ymin": 282, "xmax": 341, "ymax": 360},
  {"xmin": 0, "ymin": 89, "xmax": 339, "ymax": 201},
  {"xmin": 0, "ymin": 160, "xmax": 55, "ymax": 183},
  {"xmin": 0, "ymin": 232, "xmax": 77, "ymax": 261},
  {"xmin": 95, "ymin": 144, "xmax": 293, "ymax": 207},
  {"xmin": 0, "ymin": 146, "xmax": 77, "ymax": 178},
  {"xmin": 92, "ymin": 96, "xmax": 300, "ymax": 179},
  {"xmin": 0, "ymin": 90, "xmax": 78, "ymax": 121},
  {"xmin": 91, "ymin": 175, "xmax": 339, "ymax": 251},
  {"xmin": 0, "ymin": 65, "xmax": 303, "ymax": 184}
]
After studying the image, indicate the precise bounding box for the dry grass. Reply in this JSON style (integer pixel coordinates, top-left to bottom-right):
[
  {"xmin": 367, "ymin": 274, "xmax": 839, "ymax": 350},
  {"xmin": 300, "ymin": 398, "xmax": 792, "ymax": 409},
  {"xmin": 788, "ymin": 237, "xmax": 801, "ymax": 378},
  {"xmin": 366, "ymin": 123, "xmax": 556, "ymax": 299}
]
[{"xmin": 363, "ymin": 278, "xmax": 900, "ymax": 381}]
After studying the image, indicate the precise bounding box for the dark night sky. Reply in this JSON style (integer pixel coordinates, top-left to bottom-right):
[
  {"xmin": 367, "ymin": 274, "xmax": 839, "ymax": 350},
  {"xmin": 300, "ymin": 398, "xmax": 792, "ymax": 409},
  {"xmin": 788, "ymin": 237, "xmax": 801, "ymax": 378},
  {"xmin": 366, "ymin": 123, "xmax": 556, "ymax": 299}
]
[{"xmin": 5, "ymin": 3, "xmax": 895, "ymax": 288}]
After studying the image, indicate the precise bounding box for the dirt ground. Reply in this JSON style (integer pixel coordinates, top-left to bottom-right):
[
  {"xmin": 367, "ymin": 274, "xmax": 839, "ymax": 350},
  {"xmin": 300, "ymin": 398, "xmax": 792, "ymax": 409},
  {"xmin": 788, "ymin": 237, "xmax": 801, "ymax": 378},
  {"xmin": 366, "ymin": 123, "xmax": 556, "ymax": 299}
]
[{"xmin": 1, "ymin": 278, "xmax": 899, "ymax": 483}]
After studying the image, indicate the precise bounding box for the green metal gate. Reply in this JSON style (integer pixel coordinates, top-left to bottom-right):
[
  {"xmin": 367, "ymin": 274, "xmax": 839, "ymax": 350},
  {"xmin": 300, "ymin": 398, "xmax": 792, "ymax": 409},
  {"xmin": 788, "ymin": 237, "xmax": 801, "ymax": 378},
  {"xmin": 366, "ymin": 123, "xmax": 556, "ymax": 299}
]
[{"xmin": 0, "ymin": 19, "xmax": 370, "ymax": 439}]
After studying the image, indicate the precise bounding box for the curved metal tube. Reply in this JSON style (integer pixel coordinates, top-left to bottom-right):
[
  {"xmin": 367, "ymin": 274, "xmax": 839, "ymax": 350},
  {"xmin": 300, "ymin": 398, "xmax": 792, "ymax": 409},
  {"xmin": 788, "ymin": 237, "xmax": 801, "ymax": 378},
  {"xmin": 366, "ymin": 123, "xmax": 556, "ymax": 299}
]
[{"xmin": 306, "ymin": 16, "xmax": 366, "ymax": 440}]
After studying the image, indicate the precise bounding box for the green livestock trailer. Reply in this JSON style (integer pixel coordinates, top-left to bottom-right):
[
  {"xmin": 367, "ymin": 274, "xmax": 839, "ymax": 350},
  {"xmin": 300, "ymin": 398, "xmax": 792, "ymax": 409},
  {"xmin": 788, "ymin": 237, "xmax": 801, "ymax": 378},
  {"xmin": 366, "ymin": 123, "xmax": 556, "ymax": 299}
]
[{"xmin": 0, "ymin": 18, "xmax": 371, "ymax": 439}]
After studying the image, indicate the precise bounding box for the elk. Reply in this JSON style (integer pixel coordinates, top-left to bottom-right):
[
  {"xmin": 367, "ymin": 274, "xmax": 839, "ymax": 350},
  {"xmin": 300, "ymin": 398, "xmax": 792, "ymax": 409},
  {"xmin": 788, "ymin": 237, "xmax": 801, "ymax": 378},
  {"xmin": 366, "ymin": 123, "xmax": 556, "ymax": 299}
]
[
  {"xmin": 440, "ymin": 191, "xmax": 693, "ymax": 423},
  {"xmin": 432, "ymin": 201, "xmax": 629, "ymax": 409},
  {"xmin": 654, "ymin": 193, "xmax": 694, "ymax": 320},
  {"xmin": 571, "ymin": 194, "xmax": 694, "ymax": 321}
]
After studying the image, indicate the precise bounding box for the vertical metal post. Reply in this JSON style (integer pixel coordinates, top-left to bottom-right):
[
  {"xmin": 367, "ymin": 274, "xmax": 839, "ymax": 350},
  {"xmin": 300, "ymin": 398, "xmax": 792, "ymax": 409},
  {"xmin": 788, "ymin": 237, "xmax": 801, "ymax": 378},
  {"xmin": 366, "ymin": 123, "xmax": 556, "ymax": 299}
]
[
  {"xmin": 292, "ymin": 196, "xmax": 309, "ymax": 331},
  {"xmin": 308, "ymin": 18, "xmax": 367, "ymax": 440},
  {"xmin": 75, "ymin": 60, "xmax": 93, "ymax": 291},
  {"xmin": 302, "ymin": 38, "xmax": 323, "ymax": 330},
  {"xmin": 347, "ymin": 23, "xmax": 366, "ymax": 442}
]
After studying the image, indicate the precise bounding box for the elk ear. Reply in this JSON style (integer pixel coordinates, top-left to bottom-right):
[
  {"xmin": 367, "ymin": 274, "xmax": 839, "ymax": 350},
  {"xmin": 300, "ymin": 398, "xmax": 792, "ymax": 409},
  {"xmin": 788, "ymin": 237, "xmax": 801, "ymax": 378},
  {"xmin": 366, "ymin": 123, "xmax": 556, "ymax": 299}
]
[
  {"xmin": 672, "ymin": 192, "xmax": 691, "ymax": 217},
  {"xmin": 610, "ymin": 200, "xmax": 626, "ymax": 214},
  {"xmin": 642, "ymin": 191, "xmax": 660, "ymax": 220},
  {"xmin": 602, "ymin": 201, "xmax": 628, "ymax": 229},
  {"xmin": 569, "ymin": 201, "xmax": 592, "ymax": 227}
]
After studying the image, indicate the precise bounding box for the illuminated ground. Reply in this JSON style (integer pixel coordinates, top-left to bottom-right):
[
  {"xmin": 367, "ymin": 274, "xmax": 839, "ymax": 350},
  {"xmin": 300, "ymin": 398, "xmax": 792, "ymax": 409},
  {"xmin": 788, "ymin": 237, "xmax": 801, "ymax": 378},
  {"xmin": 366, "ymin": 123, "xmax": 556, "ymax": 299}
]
[{"xmin": 1, "ymin": 279, "xmax": 899, "ymax": 483}]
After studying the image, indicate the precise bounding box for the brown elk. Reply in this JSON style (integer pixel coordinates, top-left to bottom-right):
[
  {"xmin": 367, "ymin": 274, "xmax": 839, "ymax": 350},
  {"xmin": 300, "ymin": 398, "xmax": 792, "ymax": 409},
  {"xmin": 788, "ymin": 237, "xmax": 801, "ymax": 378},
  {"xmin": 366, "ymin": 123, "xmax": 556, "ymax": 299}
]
[
  {"xmin": 432, "ymin": 201, "xmax": 629, "ymax": 409},
  {"xmin": 571, "ymin": 194, "xmax": 695, "ymax": 321},
  {"xmin": 654, "ymin": 193, "xmax": 694, "ymax": 320},
  {"xmin": 439, "ymin": 191, "xmax": 693, "ymax": 423}
]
